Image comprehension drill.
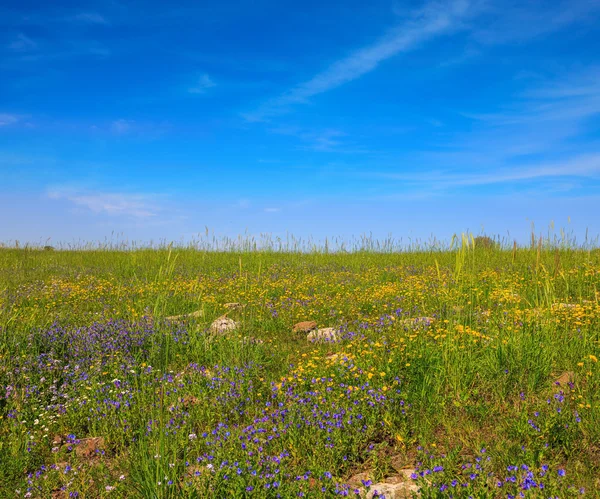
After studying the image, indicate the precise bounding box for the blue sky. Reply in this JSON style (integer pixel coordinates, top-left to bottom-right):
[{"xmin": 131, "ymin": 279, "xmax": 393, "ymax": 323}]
[{"xmin": 1, "ymin": 0, "xmax": 600, "ymax": 246}]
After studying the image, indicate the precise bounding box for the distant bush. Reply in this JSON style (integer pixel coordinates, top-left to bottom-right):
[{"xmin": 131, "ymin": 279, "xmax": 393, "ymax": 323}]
[
  {"xmin": 473, "ymin": 235, "xmax": 498, "ymax": 249},
  {"xmin": 43, "ymin": 245, "xmax": 55, "ymax": 251}
]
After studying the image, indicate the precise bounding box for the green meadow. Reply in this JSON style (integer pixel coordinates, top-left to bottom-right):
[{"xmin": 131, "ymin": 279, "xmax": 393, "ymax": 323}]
[{"xmin": 1, "ymin": 235, "xmax": 599, "ymax": 498}]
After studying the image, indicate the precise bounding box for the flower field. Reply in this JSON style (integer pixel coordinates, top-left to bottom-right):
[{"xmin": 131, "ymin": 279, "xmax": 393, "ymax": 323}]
[{"xmin": 1, "ymin": 242, "xmax": 599, "ymax": 498}]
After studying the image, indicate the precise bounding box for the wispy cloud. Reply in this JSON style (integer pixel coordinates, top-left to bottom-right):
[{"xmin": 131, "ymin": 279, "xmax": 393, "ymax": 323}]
[
  {"xmin": 71, "ymin": 12, "xmax": 109, "ymax": 25},
  {"xmin": 453, "ymin": 67, "xmax": 600, "ymax": 159},
  {"xmin": 269, "ymin": 126, "xmax": 351, "ymax": 152},
  {"xmin": 110, "ymin": 119, "xmax": 134, "ymax": 135},
  {"xmin": 234, "ymin": 199, "xmax": 251, "ymax": 210},
  {"xmin": 8, "ymin": 33, "xmax": 37, "ymax": 52},
  {"xmin": 369, "ymin": 153, "xmax": 600, "ymax": 188},
  {"xmin": 245, "ymin": 0, "xmax": 471, "ymax": 120},
  {"xmin": 47, "ymin": 188, "xmax": 160, "ymax": 218},
  {"xmin": 472, "ymin": 0, "xmax": 600, "ymax": 45},
  {"xmin": 0, "ymin": 113, "xmax": 20, "ymax": 126},
  {"xmin": 264, "ymin": 207, "xmax": 281, "ymax": 213},
  {"xmin": 522, "ymin": 66, "xmax": 600, "ymax": 101},
  {"xmin": 354, "ymin": 65, "xmax": 600, "ymax": 194},
  {"xmin": 188, "ymin": 74, "xmax": 216, "ymax": 94}
]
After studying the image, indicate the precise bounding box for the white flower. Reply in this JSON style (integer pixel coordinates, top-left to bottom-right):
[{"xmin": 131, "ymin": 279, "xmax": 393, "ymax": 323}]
[{"xmin": 188, "ymin": 433, "xmax": 197, "ymax": 440}]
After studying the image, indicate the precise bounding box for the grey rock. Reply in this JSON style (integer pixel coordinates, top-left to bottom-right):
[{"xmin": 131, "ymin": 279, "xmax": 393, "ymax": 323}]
[
  {"xmin": 209, "ymin": 317, "xmax": 238, "ymax": 334},
  {"xmin": 307, "ymin": 327, "xmax": 340, "ymax": 343}
]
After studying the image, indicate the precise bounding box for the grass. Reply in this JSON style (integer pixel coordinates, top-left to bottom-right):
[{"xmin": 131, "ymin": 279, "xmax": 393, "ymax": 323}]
[{"xmin": 0, "ymin": 235, "xmax": 599, "ymax": 497}]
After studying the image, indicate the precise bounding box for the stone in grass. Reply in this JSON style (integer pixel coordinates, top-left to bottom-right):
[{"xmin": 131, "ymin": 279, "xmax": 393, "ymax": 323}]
[
  {"xmin": 366, "ymin": 471, "xmax": 419, "ymax": 499},
  {"xmin": 553, "ymin": 371, "xmax": 575, "ymax": 388},
  {"xmin": 347, "ymin": 469, "xmax": 419, "ymax": 498},
  {"xmin": 62, "ymin": 436, "xmax": 105, "ymax": 459},
  {"xmin": 209, "ymin": 317, "xmax": 238, "ymax": 334},
  {"xmin": 224, "ymin": 302, "xmax": 245, "ymax": 310},
  {"xmin": 75, "ymin": 437, "xmax": 106, "ymax": 459},
  {"xmin": 241, "ymin": 336, "xmax": 265, "ymax": 345},
  {"xmin": 292, "ymin": 320, "xmax": 318, "ymax": 333},
  {"xmin": 347, "ymin": 471, "xmax": 372, "ymax": 488},
  {"xmin": 366, "ymin": 481, "xmax": 418, "ymax": 499},
  {"xmin": 307, "ymin": 327, "xmax": 339, "ymax": 343}
]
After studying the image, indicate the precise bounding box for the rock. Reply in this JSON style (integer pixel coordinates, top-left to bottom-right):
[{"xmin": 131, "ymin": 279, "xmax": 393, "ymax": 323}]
[
  {"xmin": 347, "ymin": 469, "xmax": 419, "ymax": 498},
  {"xmin": 390, "ymin": 469, "xmax": 418, "ymax": 482},
  {"xmin": 182, "ymin": 395, "xmax": 201, "ymax": 407},
  {"xmin": 554, "ymin": 371, "xmax": 575, "ymax": 387},
  {"xmin": 366, "ymin": 477, "xmax": 419, "ymax": 499},
  {"xmin": 67, "ymin": 437, "xmax": 105, "ymax": 459},
  {"xmin": 224, "ymin": 302, "xmax": 245, "ymax": 310},
  {"xmin": 347, "ymin": 471, "xmax": 372, "ymax": 488},
  {"xmin": 166, "ymin": 309, "xmax": 204, "ymax": 321},
  {"xmin": 293, "ymin": 320, "xmax": 318, "ymax": 333},
  {"xmin": 169, "ymin": 395, "xmax": 201, "ymax": 412},
  {"xmin": 241, "ymin": 336, "xmax": 264, "ymax": 345},
  {"xmin": 307, "ymin": 327, "xmax": 339, "ymax": 343},
  {"xmin": 209, "ymin": 317, "xmax": 238, "ymax": 334}
]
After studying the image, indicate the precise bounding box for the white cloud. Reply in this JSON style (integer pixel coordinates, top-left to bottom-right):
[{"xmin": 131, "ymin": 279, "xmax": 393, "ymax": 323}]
[
  {"xmin": 110, "ymin": 119, "xmax": 134, "ymax": 134},
  {"xmin": 235, "ymin": 199, "xmax": 251, "ymax": 209},
  {"xmin": 270, "ymin": 126, "xmax": 348, "ymax": 152},
  {"xmin": 245, "ymin": 0, "xmax": 471, "ymax": 120},
  {"xmin": 188, "ymin": 74, "xmax": 216, "ymax": 94},
  {"xmin": 471, "ymin": 0, "xmax": 600, "ymax": 45},
  {"xmin": 71, "ymin": 12, "xmax": 109, "ymax": 24},
  {"xmin": 48, "ymin": 188, "xmax": 159, "ymax": 219},
  {"xmin": 363, "ymin": 152, "xmax": 600, "ymax": 189},
  {"xmin": 8, "ymin": 33, "xmax": 37, "ymax": 52},
  {"xmin": 0, "ymin": 113, "xmax": 20, "ymax": 126}
]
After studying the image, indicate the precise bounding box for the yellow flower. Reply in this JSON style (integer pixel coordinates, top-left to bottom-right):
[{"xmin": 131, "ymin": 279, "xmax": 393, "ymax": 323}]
[
  {"xmin": 379, "ymin": 372, "xmax": 386, "ymax": 377},
  {"xmin": 590, "ymin": 355, "xmax": 598, "ymax": 363}
]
